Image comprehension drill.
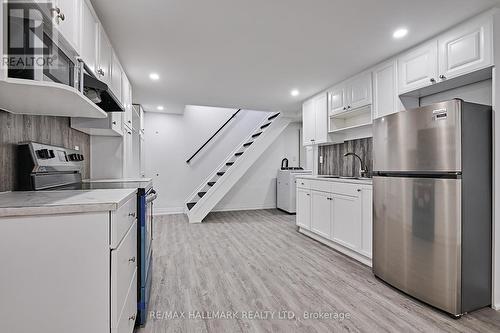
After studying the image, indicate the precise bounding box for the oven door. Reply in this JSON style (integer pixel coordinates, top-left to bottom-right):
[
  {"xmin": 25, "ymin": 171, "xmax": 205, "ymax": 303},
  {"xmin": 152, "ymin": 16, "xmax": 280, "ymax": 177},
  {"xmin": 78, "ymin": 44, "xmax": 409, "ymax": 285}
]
[{"xmin": 145, "ymin": 189, "xmax": 157, "ymax": 260}]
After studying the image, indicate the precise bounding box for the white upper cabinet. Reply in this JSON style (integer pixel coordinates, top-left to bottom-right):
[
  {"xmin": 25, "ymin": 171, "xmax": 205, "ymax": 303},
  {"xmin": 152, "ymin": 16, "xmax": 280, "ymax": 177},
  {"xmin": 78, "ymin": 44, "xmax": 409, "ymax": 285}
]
[
  {"xmin": 328, "ymin": 72, "xmax": 372, "ymax": 115},
  {"xmin": 372, "ymin": 59, "xmax": 399, "ymax": 119},
  {"xmin": 314, "ymin": 93, "xmax": 328, "ymax": 144},
  {"xmin": 97, "ymin": 28, "xmax": 112, "ymax": 86},
  {"xmin": 111, "ymin": 51, "xmax": 123, "ymax": 103},
  {"xmin": 345, "ymin": 72, "xmax": 372, "ymax": 110},
  {"xmin": 122, "ymin": 74, "xmax": 133, "ymax": 129},
  {"xmin": 80, "ymin": 0, "xmax": 98, "ymax": 75},
  {"xmin": 398, "ymin": 41, "xmax": 438, "ymax": 94},
  {"xmin": 302, "ymin": 93, "xmax": 327, "ymax": 146},
  {"xmin": 438, "ymin": 16, "xmax": 493, "ymax": 81},
  {"xmin": 302, "ymin": 98, "xmax": 315, "ymax": 145},
  {"xmin": 54, "ymin": 0, "xmax": 81, "ymax": 53},
  {"xmin": 329, "ymin": 84, "xmax": 347, "ymax": 114}
]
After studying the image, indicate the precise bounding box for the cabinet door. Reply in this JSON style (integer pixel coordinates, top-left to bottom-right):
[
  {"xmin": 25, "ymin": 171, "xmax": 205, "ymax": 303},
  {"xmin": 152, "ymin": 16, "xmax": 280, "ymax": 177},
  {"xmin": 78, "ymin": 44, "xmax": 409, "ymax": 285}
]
[
  {"xmin": 329, "ymin": 84, "xmax": 346, "ymax": 114},
  {"xmin": 98, "ymin": 28, "xmax": 112, "ymax": 85},
  {"xmin": 345, "ymin": 72, "xmax": 372, "ymax": 110},
  {"xmin": 372, "ymin": 59, "xmax": 398, "ymax": 119},
  {"xmin": 438, "ymin": 17, "xmax": 492, "ymax": 81},
  {"xmin": 302, "ymin": 99, "xmax": 315, "ymax": 145},
  {"xmin": 80, "ymin": 0, "xmax": 98, "ymax": 75},
  {"xmin": 111, "ymin": 51, "xmax": 122, "ymax": 103},
  {"xmin": 55, "ymin": 0, "xmax": 81, "ymax": 53},
  {"xmin": 313, "ymin": 93, "xmax": 328, "ymax": 144},
  {"xmin": 296, "ymin": 189, "xmax": 311, "ymax": 230},
  {"xmin": 331, "ymin": 193, "xmax": 361, "ymax": 251},
  {"xmin": 123, "ymin": 126, "xmax": 134, "ymax": 177},
  {"xmin": 122, "ymin": 74, "xmax": 133, "ymax": 128},
  {"xmin": 311, "ymin": 191, "xmax": 331, "ymax": 239},
  {"xmin": 110, "ymin": 112, "xmax": 123, "ymax": 136},
  {"xmin": 360, "ymin": 188, "xmax": 373, "ymax": 258},
  {"xmin": 398, "ymin": 41, "xmax": 438, "ymax": 94}
]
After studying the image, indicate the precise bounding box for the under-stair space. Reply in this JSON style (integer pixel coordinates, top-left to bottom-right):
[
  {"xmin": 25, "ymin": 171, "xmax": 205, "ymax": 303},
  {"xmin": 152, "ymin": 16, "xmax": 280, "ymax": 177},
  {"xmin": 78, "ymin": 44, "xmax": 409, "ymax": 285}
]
[{"xmin": 185, "ymin": 111, "xmax": 291, "ymax": 223}]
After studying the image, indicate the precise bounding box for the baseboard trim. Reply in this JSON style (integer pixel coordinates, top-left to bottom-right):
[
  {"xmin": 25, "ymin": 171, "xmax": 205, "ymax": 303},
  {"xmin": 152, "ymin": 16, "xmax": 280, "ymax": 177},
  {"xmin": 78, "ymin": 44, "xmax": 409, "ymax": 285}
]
[
  {"xmin": 154, "ymin": 207, "xmax": 184, "ymax": 215},
  {"xmin": 212, "ymin": 204, "xmax": 277, "ymax": 213},
  {"xmin": 492, "ymin": 303, "xmax": 500, "ymax": 311},
  {"xmin": 155, "ymin": 205, "xmax": 278, "ymax": 216},
  {"xmin": 299, "ymin": 227, "xmax": 372, "ymax": 267}
]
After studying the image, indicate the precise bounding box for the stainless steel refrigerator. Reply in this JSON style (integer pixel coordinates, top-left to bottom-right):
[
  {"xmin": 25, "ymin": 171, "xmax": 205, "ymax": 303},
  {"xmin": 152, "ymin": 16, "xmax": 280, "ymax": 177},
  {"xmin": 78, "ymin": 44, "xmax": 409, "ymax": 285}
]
[{"xmin": 372, "ymin": 99, "xmax": 492, "ymax": 316}]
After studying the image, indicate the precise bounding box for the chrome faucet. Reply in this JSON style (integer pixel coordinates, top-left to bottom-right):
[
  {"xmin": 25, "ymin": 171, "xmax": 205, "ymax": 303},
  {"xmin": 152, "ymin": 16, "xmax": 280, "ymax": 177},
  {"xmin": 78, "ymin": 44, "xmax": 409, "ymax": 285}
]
[{"xmin": 344, "ymin": 152, "xmax": 368, "ymax": 178}]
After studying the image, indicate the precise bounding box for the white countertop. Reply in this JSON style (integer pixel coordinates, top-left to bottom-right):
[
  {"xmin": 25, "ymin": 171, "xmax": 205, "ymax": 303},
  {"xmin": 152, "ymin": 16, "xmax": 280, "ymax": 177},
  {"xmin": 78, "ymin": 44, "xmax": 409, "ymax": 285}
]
[
  {"xmin": 0, "ymin": 189, "xmax": 137, "ymax": 217},
  {"xmin": 83, "ymin": 178, "xmax": 152, "ymax": 183},
  {"xmin": 296, "ymin": 175, "xmax": 373, "ymax": 185}
]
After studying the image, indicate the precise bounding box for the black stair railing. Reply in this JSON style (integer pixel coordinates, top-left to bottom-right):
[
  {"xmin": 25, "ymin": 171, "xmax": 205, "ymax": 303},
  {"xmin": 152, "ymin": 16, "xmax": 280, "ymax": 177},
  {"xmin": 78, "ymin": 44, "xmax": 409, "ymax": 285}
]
[{"xmin": 186, "ymin": 109, "xmax": 241, "ymax": 164}]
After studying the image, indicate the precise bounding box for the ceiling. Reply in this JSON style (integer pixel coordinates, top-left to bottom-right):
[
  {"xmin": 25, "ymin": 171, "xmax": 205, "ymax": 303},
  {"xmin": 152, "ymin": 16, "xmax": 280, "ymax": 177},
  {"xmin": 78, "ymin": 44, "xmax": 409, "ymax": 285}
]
[{"xmin": 91, "ymin": 0, "xmax": 499, "ymax": 114}]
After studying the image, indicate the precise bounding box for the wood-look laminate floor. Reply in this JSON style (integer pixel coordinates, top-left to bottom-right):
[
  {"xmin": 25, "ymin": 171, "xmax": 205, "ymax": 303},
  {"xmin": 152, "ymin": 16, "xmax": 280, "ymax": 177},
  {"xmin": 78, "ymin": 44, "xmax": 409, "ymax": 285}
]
[{"xmin": 136, "ymin": 209, "xmax": 500, "ymax": 333}]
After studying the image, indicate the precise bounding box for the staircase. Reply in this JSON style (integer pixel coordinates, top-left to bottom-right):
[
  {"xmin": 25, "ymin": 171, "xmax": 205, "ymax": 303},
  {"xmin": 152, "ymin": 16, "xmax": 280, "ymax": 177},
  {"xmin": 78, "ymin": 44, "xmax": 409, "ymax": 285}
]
[{"xmin": 185, "ymin": 111, "xmax": 290, "ymax": 223}]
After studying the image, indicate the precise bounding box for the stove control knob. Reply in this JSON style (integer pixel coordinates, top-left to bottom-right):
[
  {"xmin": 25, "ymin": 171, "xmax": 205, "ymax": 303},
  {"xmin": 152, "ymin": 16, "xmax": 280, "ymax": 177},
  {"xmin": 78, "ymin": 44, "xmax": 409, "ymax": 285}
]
[
  {"xmin": 79, "ymin": 154, "xmax": 85, "ymax": 161},
  {"xmin": 48, "ymin": 150, "xmax": 55, "ymax": 159},
  {"xmin": 36, "ymin": 149, "xmax": 50, "ymax": 159},
  {"xmin": 68, "ymin": 153, "xmax": 77, "ymax": 161}
]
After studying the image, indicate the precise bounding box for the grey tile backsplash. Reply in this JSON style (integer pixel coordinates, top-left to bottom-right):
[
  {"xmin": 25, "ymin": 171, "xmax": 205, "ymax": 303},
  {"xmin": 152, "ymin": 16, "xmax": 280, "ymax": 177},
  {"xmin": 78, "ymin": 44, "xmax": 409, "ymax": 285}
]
[
  {"xmin": 0, "ymin": 111, "xmax": 90, "ymax": 192},
  {"xmin": 318, "ymin": 138, "xmax": 373, "ymax": 177}
]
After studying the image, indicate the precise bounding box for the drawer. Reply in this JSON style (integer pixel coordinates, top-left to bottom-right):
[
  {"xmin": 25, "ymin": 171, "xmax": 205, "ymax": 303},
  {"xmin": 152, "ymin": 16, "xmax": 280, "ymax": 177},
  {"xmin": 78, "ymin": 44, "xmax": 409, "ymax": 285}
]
[
  {"xmin": 331, "ymin": 182, "xmax": 361, "ymax": 197},
  {"xmin": 113, "ymin": 269, "xmax": 137, "ymax": 333},
  {"xmin": 111, "ymin": 221, "xmax": 137, "ymax": 327},
  {"xmin": 111, "ymin": 195, "xmax": 137, "ymax": 248},
  {"xmin": 310, "ymin": 180, "xmax": 332, "ymax": 193},
  {"xmin": 296, "ymin": 178, "xmax": 311, "ymax": 189}
]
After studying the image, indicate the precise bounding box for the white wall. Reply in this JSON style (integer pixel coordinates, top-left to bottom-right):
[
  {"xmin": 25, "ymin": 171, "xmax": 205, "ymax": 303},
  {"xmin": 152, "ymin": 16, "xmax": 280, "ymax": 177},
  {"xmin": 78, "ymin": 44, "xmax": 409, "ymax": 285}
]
[
  {"xmin": 214, "ymin": 122, "xmax": 301, "ymax": 211},
  {"xmin": 144, "ymin": 106, "xmax": 300, "ymax": 213}
]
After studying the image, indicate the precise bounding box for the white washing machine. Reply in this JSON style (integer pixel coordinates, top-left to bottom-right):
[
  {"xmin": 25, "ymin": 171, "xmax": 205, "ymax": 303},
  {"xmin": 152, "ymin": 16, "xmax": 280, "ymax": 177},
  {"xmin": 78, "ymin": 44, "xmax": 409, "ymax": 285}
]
[{"xmin": 277, "ymin": 169, "xmax": 312, "ymax": 213}]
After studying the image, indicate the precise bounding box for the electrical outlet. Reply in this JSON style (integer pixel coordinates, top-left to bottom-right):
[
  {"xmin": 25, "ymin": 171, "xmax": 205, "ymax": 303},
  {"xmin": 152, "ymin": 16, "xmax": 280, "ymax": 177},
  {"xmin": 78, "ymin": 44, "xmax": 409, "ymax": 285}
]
[{"xmin": 319, "ymin": 155, "xmax": 324, "ymax": 164}]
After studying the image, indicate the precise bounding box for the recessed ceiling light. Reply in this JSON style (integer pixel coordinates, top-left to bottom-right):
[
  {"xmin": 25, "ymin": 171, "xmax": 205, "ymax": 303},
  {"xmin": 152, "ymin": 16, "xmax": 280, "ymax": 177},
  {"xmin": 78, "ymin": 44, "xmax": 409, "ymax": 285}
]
[
  {"xmin": 290, "ymin": 89, "xmax": 299, "ymax": 97},
  {"xmin": 393, "ymin": 28, "xmax": 408, "ymax": 39},
  {"xmin": 157, "ymin": 106, "xmax": 164, "ymax": 111},
  {"xmin": 149, "ymin": 73, "xmax": 160, "ymax": 80}
]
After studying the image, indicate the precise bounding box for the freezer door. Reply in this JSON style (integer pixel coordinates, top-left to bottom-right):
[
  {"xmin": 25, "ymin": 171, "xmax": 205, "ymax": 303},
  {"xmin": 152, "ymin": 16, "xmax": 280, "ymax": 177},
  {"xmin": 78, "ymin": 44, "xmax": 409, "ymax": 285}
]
[
  {"xmin": 373, "ymin": 100, "xmax": 462, "ymax": 172},
  {"xmin": 373, "ymin": 176, "xmax": 462, "ymax": 315}
]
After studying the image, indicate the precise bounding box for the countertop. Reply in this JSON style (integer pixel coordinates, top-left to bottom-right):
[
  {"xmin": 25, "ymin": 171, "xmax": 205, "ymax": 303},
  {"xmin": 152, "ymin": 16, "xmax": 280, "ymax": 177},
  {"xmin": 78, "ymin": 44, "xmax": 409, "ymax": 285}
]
[
  {"xmin": 0, "ymin": 189, "xmax": 137, "ymax": 217},
  {"xmin": 296, "ymin": 175, "xmax": 373, "ymax": 185}
]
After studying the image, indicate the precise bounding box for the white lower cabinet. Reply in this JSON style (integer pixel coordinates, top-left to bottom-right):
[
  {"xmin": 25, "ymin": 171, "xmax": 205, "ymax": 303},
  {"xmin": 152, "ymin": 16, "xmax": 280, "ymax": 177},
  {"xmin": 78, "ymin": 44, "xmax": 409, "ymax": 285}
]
[
  {"xmin": 296, "ymin": 188, "xmax": 312, "ymax": 230},
  {"xmin": 296, "ymin": 179, "xmax": 373, "ymax": 265},
  {"xmin": 0, "ymin": 196, "xmax": 138, "ymax": 333},
  {"xmin": 311, "ymin": 191, "xmax": 331, "ymax": 239},
  {"xmin": 331, "ymin": 193, "xmax": 361, "ymax": 251}
]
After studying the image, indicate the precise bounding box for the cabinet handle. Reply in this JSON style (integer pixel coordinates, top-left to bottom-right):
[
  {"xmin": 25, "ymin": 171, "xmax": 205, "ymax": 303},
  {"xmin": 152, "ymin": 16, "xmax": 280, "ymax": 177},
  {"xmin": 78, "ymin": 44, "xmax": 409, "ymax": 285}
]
[
  {"xmin": 129, "ymin": 256, "xmax": 136, "ymax": 263},
  {"xmin": 439, "ymin": 74, "xmax": 446, "ymax": 80},
  {"xmin": 58, "ymin": 13, "xmax": 65, "ymax": 21},
  {"xmin": 430, "ymin": 78, "xmax": 436, "ymax": 83},
  {"xmin": 347, "ymin": 105, "xmax": 351, "ymax": 109},
  {"xmin": 306, "ymin": 193, "xmax": 310, "ymax": 196},
  {"xmin": 343, "ymin": 107, "xmax": 347, "ymax": 111},
  {"xmin": 129, "ymin": 314, "xmax": 136, "ymax": 321},
  {"xmin": 97, "ymin": 68, "xmax": 105, "ymax": 76},
  {"xmin": 128, "ymin": 212, "xmax": 136, "ymax": 217},
  {"xmin": 357, "ymin": 189, "xmax": 361, "ymax": 192},
  {"xmin": 112, "ymin": 121, "xmax": 117, "ymax": 125},
  {"xmin": 128, "ymin": 131, "xmax": 132, "ymax": 135}
]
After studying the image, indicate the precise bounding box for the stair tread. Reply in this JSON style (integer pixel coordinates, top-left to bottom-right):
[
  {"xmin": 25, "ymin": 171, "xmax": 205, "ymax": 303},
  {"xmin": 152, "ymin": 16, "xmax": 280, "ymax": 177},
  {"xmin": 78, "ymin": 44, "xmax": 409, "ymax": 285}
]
[
  {"xmin": 268, "ymin": 113, "xmax": 280, "ymax": 120},
  {"xmin": 217, "ymin": 172, "xmax": 225, "ymax": 176},
  {"xmin": 187, "ymin": 202, "xmax": 196, "ymax": 210},
  {"xmin": 235, "ymin": 152, "xmax": 243, "ymax": 156},
  {"xmin": 243, "ymin": 141, "xmax": 253, "ymax": 147},
  {"xmin": 261, "ymin": 122, "xmax": 271, "ymax": 129},
  {"xmin": 252, "ymin": 132, "xmax": 262, "ymax": 138},
  {"xmin": 226, "ymin": 162, "xmax": 234, "ymax": 166},
  {"xmin": 198, "ymin": 192, "xmax": 206, "ymax": 198},
  {"xmin": 207, "ymin": 182, "xmax": 216, "ymax": 186}
]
